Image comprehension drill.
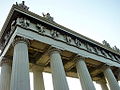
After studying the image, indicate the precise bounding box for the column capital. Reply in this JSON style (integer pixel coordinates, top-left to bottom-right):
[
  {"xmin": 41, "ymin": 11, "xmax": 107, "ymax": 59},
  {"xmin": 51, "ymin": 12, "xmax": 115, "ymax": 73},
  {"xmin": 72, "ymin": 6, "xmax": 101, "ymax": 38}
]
[
  {"xmin": 0, "ymin": 57, "xmax": 11, "ymax": 66},
  {"xmin": 12, "ymin": 37, "xmax": 30, "ymax": 46},
  {"xmin": 31, "ymin": 64, "xmax": 44, "ymax": 72},
  {"xmin": 101, "ymin": 64, "xmax": 110, "ymax": 72},
  {"xmin": 114, "ymin": 68, "xmax": 120, "ymax": 80},
  {"xmin": 74, "ymin": 55, "xmax": 86, "ymax": 62},
  {"xmin": 48, "ymin": 47, "xmax": 61, "ymax": 56}
]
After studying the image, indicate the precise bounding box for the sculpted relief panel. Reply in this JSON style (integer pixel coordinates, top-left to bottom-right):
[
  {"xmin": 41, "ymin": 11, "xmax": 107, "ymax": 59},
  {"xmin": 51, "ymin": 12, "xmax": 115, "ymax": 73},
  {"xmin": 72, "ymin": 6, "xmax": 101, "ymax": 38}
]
[
  {"xmin": 17, "ymin": 18, "xmax": 30, "ymax": 28},
  {"xmin": 64, "ymin": 35, "xmax": 72, "ymax": 44},
  {"xmin": 74, "ymin": 39, "xmax": 81, "ymax": 47},
  {"xmin": 50, "ymin": 29, "xmax": 59, "ymax": 38},
  {"xmin": 36, "ymin": 24, "xmax": 45, "ymax": 34}
]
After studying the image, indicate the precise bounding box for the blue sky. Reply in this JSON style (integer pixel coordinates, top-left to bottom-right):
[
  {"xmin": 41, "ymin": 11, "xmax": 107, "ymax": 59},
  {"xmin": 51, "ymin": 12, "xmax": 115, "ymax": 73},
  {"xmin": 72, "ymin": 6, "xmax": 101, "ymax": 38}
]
[{"xmin": 0, "ymin": 0, "xmax": 120, "ymax": 90}]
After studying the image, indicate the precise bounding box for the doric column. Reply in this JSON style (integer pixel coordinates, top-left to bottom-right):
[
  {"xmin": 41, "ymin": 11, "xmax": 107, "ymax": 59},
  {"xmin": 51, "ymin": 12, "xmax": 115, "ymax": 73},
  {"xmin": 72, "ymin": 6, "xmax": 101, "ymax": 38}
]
[
  {"xmin": 32, "ymin": 65, "xmax": 45, "ymax": 90},
  {"xmin": 0, "ymin": 58, "xmax": 12, "ymax": 90},
  {"xmin": 96, "ymin": 79, "xmax": 109, "ymax": 90},
  {"xmin": 102, "ymin": 65, "xmax": 120, "ymax": 90},
  {"xmin": 76, "ymin": 57, "xmax": 96, "ymax": 90},
  {"xmin": 10, "ymin": 37, "xmax": 30, "ymax": 90},
  {"xmin": 49, "ymin": 48, "xmax": 69, "ymax": 90}
]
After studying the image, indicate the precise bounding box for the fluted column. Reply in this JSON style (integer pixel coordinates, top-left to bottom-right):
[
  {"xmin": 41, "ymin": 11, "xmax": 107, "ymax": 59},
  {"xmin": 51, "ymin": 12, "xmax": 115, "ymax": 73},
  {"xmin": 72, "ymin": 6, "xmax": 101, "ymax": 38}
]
[
  {"xmin": 32, "ymin": 66, "xmax": 45, "ymax": 90},
  {"xmin": 49, "ymin": 48, "xmax": 69, "ymax": 90},
  {"xmin": 10, "ymin": 37, "xmax": 30, "ymax": 90},
  {"xmin": 103, "ymin": 65, "xmax": 120, "ymax": 90},
  {"xmin": 76, "ymin": 57, "xmax": 96, "ymax": 90},
  {"xmin": 96, "ymin": 79, "xmax": 109, "ymax": 90},
  {"xmin": 0, "ymin": 58, "xmax": 12, "ymax": 90}
]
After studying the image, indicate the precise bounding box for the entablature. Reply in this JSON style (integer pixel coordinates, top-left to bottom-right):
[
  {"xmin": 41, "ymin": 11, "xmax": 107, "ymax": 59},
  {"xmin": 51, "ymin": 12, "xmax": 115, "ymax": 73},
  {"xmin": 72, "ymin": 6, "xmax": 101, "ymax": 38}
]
[{"xmin": 0, "ymin": 4, "xmax": 120, "ymax": 68}]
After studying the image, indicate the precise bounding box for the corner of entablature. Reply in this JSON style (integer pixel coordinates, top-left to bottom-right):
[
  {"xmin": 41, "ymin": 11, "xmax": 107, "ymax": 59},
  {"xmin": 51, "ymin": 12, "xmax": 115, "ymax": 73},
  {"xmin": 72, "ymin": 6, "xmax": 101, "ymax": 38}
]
[{"xmin": 12, "ymin": 37, "xmax": 30, "ymax": 47}]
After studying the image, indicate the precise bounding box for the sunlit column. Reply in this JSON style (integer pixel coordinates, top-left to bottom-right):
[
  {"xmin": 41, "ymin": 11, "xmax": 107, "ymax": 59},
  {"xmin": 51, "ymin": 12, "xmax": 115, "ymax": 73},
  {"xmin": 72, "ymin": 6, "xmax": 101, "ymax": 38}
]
[
  {"xmin": 10, "ymin": 37, "xmax": 30, "ymax": 90},
  {"xmin": 0, "ymin": 58, "xmax": 12, "ymax": 90},
  {"xmin": 76, "ymin": 57, "xmax": 96, "ymax": 90},
  {"xmin": 32, "ymin": 66, "xmax": 45, "ymax": 90},
  {"xmin": 49, "ymin": 48, "xmax": 69, "ymax": 90},
  {"xmin": 103, "ymin": 65, "xmax": 120, "ymax": 90},
  {"xmin": 96, "ymin": 80, "xmax": 109, "ymax": 90}
]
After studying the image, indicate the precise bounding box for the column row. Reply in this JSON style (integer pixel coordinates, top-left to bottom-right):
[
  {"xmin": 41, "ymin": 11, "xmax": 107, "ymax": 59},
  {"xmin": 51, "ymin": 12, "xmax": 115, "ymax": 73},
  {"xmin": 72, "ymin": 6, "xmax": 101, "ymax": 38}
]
[{"xmin": 0, "ymin": 37, "xmax": 120, "ymax": 90}]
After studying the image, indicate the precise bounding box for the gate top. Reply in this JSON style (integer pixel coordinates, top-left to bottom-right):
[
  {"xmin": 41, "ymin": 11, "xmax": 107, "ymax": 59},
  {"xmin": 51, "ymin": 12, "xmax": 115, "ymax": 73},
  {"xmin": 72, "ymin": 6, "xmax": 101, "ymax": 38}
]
[
  {"xmin": 0, "ymin": 1, "xmax": 120, "ymax": 80},
  {"xmin": 0, "ymin": 2, "xmax": 120, "ymax": 67}
]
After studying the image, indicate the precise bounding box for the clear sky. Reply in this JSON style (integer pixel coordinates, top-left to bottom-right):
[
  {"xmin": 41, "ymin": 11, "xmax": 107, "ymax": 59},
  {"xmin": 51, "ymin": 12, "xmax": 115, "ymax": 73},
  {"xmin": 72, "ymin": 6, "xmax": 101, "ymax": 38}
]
[{"xmin": 0, "ymin": 0, "xmax": 120, "ymax": 90}]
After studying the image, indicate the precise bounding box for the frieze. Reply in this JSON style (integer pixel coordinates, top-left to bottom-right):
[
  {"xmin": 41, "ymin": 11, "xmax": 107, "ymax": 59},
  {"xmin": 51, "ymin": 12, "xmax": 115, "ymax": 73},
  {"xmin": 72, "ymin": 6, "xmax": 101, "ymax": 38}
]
[
  {"xmin": 74, "ymin": 38, "xmax": 81, "ymax": 47},
  {"xmin": 90, "ymin": 46, "xmax": 97, "ymax": 53},
  {"xmin": 93, "ymin": 47, "xmax": 104, "ymax": 56},
  {"xmin": 8, "ymin": 17, "xmax": 120, "ymax": 63},
  {"xmin": 50, "ymin": 29, "xmax": 59, "ymax": 38},
  {"xmin": 36, "ymin": 24, "xmax": 45, "ymax": 34},
  {"xmin": 85, "ymin": 44, "xmax": 92, "ymax": 52},
  {"xmin": 17, "ymin": 17, "xmax": 30, "ymax": 28},
  {"xmin": 1, "ymin": 30, "xmax": 11, "ymax": 50},
  {"xmin": 0, "ymin": 19, "xmax": 17, "ymax": 51},
  {"xmin": 11, "ymin": 20, "xmax": 16, "ymax": 31},
  {"xmin": 93, "ymin": 47, "xmax": 99, "ymax": 54},
  {"xmin": 108, "ymin": 53, "xmax": 114, "ymax": 60},
  {"xmin": 64, "ymin": 35, "xmax": 72, "ymax": 44},
  {"xmin": 4, "ymin": 33, "xmax": 9, "ymax": 44},
  {"xmin": 114, "ymin": 55, "xmax": 120, "ymax": 61},
  {"xmin": 101, "ymin": 50, "xmax": 108, "ymax": 57}
]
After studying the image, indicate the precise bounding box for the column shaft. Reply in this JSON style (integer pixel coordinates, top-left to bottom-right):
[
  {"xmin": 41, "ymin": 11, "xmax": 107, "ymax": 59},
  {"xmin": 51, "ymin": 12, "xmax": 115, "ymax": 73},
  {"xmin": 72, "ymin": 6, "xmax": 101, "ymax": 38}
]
[
  {"xmin": 76, "ymin": 58, "xmax": 96, "ymax": 90},
  {"xmin": 0, "ymin": 60, "xmax": 11, "ymax": 90},
  {"xmin": 50, "ymin": 49, "xmax": 69, "ymax": 90},
  {"xmin": 10, "ymin": 39, "xmax": 30, "ymax": 90},
  {"xmin": 33, "ymin": 71, "xmax": 45, "ymax": 90},
  {"xmin": 103, "ymin": 67, "xmax": 120, "ymax": 90}
]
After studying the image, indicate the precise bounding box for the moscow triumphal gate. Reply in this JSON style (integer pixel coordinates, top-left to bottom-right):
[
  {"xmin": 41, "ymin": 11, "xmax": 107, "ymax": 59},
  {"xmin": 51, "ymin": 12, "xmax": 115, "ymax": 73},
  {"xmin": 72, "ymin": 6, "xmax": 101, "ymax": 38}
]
[{"xmin": 0, "ymin": 1, "xmax": 120, "ymax": 90}]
